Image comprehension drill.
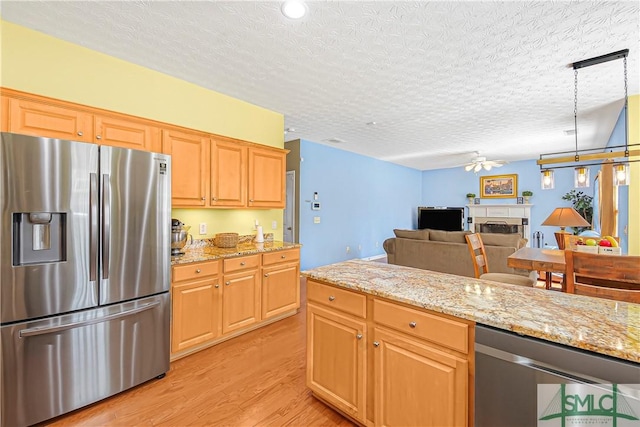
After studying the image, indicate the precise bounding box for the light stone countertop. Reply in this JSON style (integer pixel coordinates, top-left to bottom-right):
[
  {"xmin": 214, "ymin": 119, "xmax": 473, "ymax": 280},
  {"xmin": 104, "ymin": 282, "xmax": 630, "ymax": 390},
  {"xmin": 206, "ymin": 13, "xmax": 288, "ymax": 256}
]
[
  {"xmin": 171, "ymin": 238, "xmax": 301, "ymax": 265},
  {"xmin": 302, "ymin": 259, "xmax": 640, "ymax": 364}
]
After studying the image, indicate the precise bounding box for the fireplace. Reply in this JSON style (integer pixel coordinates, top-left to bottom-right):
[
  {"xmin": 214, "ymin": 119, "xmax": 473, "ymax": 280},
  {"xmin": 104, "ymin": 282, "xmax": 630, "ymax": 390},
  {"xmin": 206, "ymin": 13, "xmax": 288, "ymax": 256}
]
[{"xmin": 467, "ymin": 204, "xmax": 532, "ymax": 247}]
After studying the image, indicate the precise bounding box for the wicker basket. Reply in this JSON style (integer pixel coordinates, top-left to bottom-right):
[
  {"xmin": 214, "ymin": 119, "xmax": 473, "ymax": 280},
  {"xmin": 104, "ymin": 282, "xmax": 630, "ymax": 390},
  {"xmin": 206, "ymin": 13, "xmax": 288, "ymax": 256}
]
[{"xmin": 215, "ymin": 232, "xmax": 238, "ymax": 248}]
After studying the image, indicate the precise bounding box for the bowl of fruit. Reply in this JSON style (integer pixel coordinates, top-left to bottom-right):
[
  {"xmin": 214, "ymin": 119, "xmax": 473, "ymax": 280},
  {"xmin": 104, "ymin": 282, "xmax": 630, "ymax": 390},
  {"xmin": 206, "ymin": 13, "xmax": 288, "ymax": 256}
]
[{"xmin": 575, "ymin": 236, "xmax": 620, "ymax": 255}]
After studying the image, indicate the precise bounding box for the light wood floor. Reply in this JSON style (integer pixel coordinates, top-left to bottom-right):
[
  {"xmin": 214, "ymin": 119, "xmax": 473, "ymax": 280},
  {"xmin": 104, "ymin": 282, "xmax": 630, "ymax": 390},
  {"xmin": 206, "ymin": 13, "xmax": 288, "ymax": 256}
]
[{"xmin": 45, "ymin": 278, "xmax": 353, "ymax": 427}]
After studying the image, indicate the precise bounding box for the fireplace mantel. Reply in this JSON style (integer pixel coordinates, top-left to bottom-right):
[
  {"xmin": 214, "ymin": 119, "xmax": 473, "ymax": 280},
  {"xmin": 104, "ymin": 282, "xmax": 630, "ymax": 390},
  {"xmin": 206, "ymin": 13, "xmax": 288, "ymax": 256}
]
[{"xmin": 466, "ymin": 204, "xmax": 533, "ymax": 247}]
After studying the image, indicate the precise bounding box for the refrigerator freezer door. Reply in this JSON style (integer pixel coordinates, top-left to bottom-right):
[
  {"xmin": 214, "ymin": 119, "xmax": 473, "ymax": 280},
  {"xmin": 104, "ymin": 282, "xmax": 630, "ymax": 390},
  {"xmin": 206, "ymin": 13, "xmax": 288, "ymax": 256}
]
[
  {"xmin": 0, "ymin": 133, "xmax": 100, "ymax": 323},
  {"xmin": 1, "ymin": 293, "xmax": 170, "ymax": 427},
  {"xmin": 99, "ymin": 146, "xmax": 171, "ymax": 305}
]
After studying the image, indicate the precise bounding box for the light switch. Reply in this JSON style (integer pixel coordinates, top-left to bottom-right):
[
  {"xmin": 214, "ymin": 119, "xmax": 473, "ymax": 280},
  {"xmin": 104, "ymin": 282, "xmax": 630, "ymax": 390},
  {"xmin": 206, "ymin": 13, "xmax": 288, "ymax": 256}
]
[
  {"xmin": 199, "ymin": 223, "xmax": 207, "ymax": 235},
  {"xmin": 313, "ymin": 217, "xmax": 321, "ymax": 224}
]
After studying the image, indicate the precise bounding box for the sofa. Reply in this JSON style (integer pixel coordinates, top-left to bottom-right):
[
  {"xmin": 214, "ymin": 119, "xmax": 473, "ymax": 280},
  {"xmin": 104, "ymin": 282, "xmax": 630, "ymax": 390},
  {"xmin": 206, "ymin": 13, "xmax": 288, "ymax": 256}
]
[{"xmin": 383, "ymin": 229, "xmax": 529, "ymax": 278}]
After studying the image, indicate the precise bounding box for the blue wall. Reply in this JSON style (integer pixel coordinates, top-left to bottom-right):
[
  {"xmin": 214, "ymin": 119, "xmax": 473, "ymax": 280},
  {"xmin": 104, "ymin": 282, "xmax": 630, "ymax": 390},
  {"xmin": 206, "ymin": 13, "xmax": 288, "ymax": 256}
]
[
  {"xmin": 421, "ymin": 160, "xmax": 586, "ymax": 249},
  {"xmin": 298, "ymin": 140, "xmax": 422, "ymax": 270}
]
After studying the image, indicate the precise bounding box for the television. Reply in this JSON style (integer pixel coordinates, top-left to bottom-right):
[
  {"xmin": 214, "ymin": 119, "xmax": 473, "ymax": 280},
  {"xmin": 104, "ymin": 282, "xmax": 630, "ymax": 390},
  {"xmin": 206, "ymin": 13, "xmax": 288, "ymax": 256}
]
[{"xmin": 418, "ymin": 207, "xmax": 465, "ymax": 231}]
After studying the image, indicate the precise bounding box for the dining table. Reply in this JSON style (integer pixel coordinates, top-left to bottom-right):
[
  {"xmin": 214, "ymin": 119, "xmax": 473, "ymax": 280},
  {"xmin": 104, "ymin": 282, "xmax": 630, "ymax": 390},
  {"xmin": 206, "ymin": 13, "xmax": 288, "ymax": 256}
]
[{"xmin": 507, "ymin": 247, "xmax": 566, "ymax": 290}]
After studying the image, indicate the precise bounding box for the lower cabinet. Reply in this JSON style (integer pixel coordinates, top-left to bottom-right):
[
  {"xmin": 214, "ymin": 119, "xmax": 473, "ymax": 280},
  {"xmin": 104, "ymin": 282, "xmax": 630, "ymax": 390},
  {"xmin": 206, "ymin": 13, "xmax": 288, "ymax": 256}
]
[
  {"xmin": 171, "ymin": 251, "xmax": 300, "ymax": 360},
  {"xmin": 306, "ymin": 279, "xmax": 473, "ymax": 427},
  {"xmin": 171, "ymin": 261, "xmax": 221, "ymax": 354},
  {"xmin": 373, "ymin": 328, "xmax": 468, "ymax": 427},
  {"xmin": 307, "ymin": 303, "xmax": 367, "ymax": 422}
]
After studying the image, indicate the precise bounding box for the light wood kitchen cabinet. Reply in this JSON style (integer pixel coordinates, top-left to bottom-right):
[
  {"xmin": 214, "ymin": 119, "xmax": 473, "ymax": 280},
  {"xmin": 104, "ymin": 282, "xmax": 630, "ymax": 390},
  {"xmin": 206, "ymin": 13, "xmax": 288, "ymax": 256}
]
[
  {"xmin": 248, "ymin": 146, "xmax": 286, "ymax": 208},
  {"xmin": 95, "ymin": 115, "xmax": 161, "ymax": 152},
  {"xmin": 261, "ymin": 248, "xmax": 300, "ymax": 319},
  {"xmin": 6, "ymin": 97, "xmax": 93, "ymax": 142},
  {"xmin": 222, "ymin": 254, "xmax": 261, "ymax": 334},
  {"xmin": 306, "ymin": 280, "xmax": 367, "ymax": 423},
  {"xmin": 210, "ymin": 137, "xmax": 247, "ymax": 207},
  {"xmin": 1, "ymin": 96, "xmax": 9, "ymax": 132},
  {"xmin": 171, "ymin": 261, "xmax": 221, "ymax": 354},
  {"xmin": 162, "ymin": 129, "xmax": 209, "ymax": 207},
  {"xmin": 373, "ymin": 327, "xmax": 468, "ymax": 427}
]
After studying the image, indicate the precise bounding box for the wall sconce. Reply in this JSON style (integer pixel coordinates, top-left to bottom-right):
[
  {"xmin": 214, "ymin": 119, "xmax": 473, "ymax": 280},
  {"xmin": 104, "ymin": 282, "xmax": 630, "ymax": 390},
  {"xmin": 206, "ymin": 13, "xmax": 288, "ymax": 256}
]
[
  {"xmin": 540, "ymin": 170, "xmax": 554, "ymax": 190},
  {"xmin": 574, "ymin": 166, "xmax": 590, "ymax": 188},
  {"xmin": 614, "ymin": 163, "xmax": 629, "ymax": 186}
]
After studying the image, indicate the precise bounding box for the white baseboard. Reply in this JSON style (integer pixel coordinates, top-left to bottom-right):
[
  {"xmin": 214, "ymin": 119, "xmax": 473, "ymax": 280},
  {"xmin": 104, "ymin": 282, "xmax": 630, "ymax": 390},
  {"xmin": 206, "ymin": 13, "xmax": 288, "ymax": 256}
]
[{"xmin": 361, "ymin": 254, "xmax": 387, "ymax": 261}]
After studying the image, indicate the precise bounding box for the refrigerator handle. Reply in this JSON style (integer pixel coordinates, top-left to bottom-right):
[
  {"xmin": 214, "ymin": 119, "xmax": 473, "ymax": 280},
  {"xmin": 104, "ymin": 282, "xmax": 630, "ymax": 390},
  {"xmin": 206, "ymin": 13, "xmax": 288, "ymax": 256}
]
[
  {"xmin": 102, "ymin": 174, "xmax": 110, "ymax": 280},
  {"xmin": 18, "ymin": 301, "xmax": 160, "ymax": 337},
  {"xmin": 89, "ymin": 173, "xmax": 98, "ymax": 281}
]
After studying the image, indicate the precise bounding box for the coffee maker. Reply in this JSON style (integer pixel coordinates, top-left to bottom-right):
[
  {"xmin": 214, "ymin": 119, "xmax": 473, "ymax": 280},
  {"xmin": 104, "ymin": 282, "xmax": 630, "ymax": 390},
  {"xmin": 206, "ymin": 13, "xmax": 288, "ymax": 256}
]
[{"xmin": 171, "ymin": 218, "xmax": 191, "ymax": 256}]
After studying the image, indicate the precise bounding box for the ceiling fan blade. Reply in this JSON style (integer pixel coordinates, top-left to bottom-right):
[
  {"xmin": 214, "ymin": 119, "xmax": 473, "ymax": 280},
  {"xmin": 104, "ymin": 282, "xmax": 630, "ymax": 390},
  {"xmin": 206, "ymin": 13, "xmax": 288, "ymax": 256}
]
[{"xmin": 464, "ymin": 164, "xmax": 475, "ymax": 172}]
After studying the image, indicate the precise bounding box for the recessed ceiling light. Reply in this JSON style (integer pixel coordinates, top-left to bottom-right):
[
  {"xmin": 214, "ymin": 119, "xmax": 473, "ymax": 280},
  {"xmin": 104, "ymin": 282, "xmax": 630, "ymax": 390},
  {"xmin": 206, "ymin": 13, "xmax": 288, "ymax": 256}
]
[
  {"xmin": 284, "ymin": 127, "xmax": 296, "ymax": 134},
  {"xmin": 324, "ymin": 137, "xmax": 346, "ymax": 144},
  {"xmin": 366, "ymin": 121, "xmax": 377, "ymax": 125},
  {"xmin": 564, "ymin": 129, "xmax": 576, "ymax": 136},
  {"xmin": 281, "ymin": 1, "xmax": 307, "ymax": 19}
]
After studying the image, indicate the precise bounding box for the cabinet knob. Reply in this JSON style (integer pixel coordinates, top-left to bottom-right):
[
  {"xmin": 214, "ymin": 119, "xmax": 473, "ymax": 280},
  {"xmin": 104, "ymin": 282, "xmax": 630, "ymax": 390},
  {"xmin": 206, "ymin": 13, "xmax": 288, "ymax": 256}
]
[
  {"xmin": 215, "ymin": 284, "xmax": 220, "ymax": 288},
  {"xmin": 281, "ymin": 255, "xmax": 286, "ymax": 259},
  {"xmin": 328, "ymin": 296, "xmax": 335, "ymax": 301},
  {"xmin": 409, "ymin": 321, "xmax": 417, "ymax": 328},
  {"xmin": 96, "ymin": 135, "xmax": 102, "ymax": 140},
  {"xmin": 201, "ymin": 197, "xmax": 206, "ymax": 201},
  {"xmin": 373, "ymin": 341, "xmax": 380, "ymax": 347},
  {"xmin": 212, "ymin": 197, "xmax": 217, "ymax": 201},
  {"xmin": 249, "ymin": 199, "xmax": 254, "ymax": 203},
  {"xmin": 240, "ymin": 262, "xmax": 245, "ymax": 266},
  {"xmin": 195, "ymin": 269, "xmax": 201, "ymax": 273},
  {"xmin": 225, "ymin": 281, "xmax": 231, "ymax": 286},
  {"xmin": 356, "ymin": 334, "xmax": 363, "ymax": 340},
  {"xmin": 77, "ymin": 131, "xmax": 83, "ymax": 136},
  {"xmin": 264, "ymin": 273, "xmax": 269, "ymax": 278}
]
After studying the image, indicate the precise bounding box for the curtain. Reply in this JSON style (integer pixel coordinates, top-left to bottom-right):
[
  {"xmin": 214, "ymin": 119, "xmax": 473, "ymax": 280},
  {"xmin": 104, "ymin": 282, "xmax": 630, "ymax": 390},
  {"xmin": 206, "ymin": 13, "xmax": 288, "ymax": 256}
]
[{"xmin": 599, "ymin": 161, "xmax": 616, "ymax": 236}]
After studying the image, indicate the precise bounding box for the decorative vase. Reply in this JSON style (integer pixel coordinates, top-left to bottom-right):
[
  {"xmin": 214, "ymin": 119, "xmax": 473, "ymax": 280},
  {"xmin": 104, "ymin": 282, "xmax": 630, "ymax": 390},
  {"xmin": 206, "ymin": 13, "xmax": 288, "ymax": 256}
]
[{"xmin": 524, "ymin": 196, "xmax": 530, "ymax": 204}]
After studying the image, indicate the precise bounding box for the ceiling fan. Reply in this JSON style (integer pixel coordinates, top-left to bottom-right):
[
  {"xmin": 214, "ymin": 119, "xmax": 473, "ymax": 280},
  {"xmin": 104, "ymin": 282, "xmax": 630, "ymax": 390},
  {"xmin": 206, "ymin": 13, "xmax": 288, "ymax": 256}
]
[{"xmin": 463, "ymin": 152, "xmax": 507, "ymax": 172}]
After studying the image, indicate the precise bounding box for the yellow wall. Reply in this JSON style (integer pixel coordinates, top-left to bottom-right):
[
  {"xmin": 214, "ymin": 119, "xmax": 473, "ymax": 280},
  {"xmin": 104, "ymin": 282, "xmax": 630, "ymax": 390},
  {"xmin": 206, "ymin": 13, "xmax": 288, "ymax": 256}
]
[
  {"xmin": 628, "ymin": 95, "xmax": 639, "ymax": 255},
  {"xmin": 1, "ymin": 20, "xmax": 285, "ymax": 240}
]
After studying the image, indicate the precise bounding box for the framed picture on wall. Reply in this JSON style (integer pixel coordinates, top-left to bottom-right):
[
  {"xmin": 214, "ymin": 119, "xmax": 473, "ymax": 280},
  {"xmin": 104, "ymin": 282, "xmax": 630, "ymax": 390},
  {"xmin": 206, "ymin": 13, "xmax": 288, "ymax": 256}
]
[
  {"xmin": 480, "ymin": 174, "xmax": 518, "ymax": 198},
  {"xmin": 517, "ymin": 197, "xmax": 524, "ymax": 204}
]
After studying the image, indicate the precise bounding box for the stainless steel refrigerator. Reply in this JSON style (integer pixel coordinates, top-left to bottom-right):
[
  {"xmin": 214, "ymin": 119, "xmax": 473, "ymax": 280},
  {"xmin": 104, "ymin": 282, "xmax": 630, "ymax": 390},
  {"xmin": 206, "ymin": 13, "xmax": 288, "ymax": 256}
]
[{"xmin": 0, "ymin": 132, "xmax": 171, "ymax": 426}]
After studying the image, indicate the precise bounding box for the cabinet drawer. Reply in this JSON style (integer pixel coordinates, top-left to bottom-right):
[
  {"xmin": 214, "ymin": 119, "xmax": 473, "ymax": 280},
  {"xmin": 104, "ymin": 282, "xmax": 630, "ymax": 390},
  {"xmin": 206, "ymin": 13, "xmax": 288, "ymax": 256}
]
[
  {"xmin": 373, "ymin": 299, "xmax": 468, "ymax": 353},
  {"xmin": 224, "ymin": 254, "xmax": 260, "ymax": 273},
  {"xmin": 307, "ymin": 280, "xmax": 366, "ymax": 318},
  {"xmin": 262, "ymin": 248, "xmax": 300, "ymax": 266},
  {"xmin": 173, "ymin": 260, "xmax": 219, "ymax": 282}
]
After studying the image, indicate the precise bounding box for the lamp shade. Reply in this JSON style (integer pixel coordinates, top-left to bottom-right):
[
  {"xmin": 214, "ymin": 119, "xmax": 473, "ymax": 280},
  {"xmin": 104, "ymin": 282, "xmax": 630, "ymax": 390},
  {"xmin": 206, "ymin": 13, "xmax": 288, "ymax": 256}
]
[{"xmin": 541, "ymin": 207, "xmax": 590, "ymax": 229}]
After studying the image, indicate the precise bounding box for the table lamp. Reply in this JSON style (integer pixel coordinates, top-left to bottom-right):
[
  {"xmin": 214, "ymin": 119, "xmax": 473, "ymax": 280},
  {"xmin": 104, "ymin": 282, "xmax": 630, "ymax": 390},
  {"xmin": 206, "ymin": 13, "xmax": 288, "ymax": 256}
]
[{"xmin": 541, "ymin": 207, "xmax": 590, "ymax": 249}]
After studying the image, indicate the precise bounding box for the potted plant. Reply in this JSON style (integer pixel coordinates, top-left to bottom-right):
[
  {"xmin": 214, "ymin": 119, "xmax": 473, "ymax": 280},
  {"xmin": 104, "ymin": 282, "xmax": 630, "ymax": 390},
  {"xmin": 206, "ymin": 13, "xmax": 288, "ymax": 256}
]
[
  {"xmin": 522, "ymin": 190, "xmax": 533, "ymax": 203},
  {"xmin": 562, "ymin": 190, "xmax": 593, "ymax": 234},
  {"xmin": 466, "ymin": 193, "xmax": 476, "ymax": 204}
]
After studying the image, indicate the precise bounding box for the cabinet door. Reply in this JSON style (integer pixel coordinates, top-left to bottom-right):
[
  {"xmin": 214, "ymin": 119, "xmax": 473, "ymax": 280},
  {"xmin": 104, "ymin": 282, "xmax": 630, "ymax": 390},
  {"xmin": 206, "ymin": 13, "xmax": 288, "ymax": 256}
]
[
  {"xmin": 162, "ymin": 130, "xmax": 208, "ymax": 207},
  {"xmin": 171, "ymin": 278, "xmax": 220, "ymax": 354},
  {"xmin": 8, "ymin": 98, "xmax": 92, "ymax": 142},
  {"xmin": 95, "ymin": 115, "xmax": 161, "ymax": 152},
  {"xmin": 261, "ymin": 262, "xmax": 300, "ymax": 319},
  {"xmin": 1, "ymin": 96, "xmax": 9, "ymax": 132},
  {"xmin": 247, "ymin": 147, "xmax": 286, "ymax": 208},
  {"xmin": 373, "ymin": 328, "xmax": 468, "ymax": 427},
  {"xmin": 210, "ymin": 139, "xmax": 247, "ymax": 207},
  {"xmin": 222, "ymin": 268, "xmax": 260, "ymax": 334},
  {"xmin": 307, "ymin": 303, "xmax": 366, "ymax": 422}
]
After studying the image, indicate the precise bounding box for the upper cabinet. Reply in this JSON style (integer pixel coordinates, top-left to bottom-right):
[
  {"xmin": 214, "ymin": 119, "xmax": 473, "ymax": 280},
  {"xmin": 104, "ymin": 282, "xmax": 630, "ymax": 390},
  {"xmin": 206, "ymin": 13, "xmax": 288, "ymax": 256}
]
[
  {"xmin": 2, "ymin": 88, "xmax": 287, "ymax": 210},
  {"xmin": 95, "ymin": 115, "xmax": 161, "ymax": 152},
  {"xmin": 162, "ymin": 129, "xmax": 209, "ymax": 207},
  {"xmin": 248, "ymin": 147, "xmax": 286, "ymax": 209},
  {"xmin": 6, "ymin": 97, "xmax": 93, "ymax": 142},
  {"xmin": 210, "ymin": 137, "xmax": 247, "ymax": 207}
]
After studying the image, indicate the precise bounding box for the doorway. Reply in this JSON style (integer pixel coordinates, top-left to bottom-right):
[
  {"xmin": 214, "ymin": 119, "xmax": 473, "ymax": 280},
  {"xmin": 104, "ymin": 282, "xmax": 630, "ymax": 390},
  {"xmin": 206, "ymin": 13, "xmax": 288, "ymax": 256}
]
[{"xmin": 284, "ymin": 170, "xmax": 295, "ymax": 243}]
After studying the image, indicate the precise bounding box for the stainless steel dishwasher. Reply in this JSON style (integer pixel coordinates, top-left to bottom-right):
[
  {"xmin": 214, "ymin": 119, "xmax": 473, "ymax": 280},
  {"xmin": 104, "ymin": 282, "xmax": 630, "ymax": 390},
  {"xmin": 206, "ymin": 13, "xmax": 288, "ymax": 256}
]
[{"xmin": 475, "ymin": 325, "xmax": 640, "ymax": 427}]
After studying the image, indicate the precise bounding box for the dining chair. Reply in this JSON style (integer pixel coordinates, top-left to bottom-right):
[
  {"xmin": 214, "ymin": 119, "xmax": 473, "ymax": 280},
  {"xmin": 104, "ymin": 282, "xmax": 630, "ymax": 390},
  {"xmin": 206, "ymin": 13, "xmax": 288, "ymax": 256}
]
[
  {"xmin": 465, "ymin": 233, "xmax": 537, "ymax": 287},
  {"xmin": 564, "ymin": 250, "xmax": 640, "ymax": 303}
]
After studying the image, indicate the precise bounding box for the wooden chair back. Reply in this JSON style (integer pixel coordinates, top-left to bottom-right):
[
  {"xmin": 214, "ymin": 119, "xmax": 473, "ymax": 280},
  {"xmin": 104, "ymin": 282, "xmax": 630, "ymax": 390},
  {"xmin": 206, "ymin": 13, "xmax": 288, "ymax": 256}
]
[
  {"xmin": 564, "ymin": 250, "xmax": 640, "ymax": 303},
  {"xmin": 465, "ymin": 233, "xmax": 489, "ymax": 278}
]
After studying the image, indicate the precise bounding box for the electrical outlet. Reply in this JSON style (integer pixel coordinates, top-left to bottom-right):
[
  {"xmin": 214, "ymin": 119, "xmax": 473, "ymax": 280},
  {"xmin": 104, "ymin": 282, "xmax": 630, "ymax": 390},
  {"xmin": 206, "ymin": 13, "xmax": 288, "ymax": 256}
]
[
  {"xmin": 346, "ymin": 246, "xmax": 350, "ymax": 253},
  {"xmin": 358, "ymin": 245, "xmax": 362, "ymax": 252},
  {"xmin": 272, "ymin": 220, "xmax": 277, "ymax": 229},
  {"xmin": 199, "ymin": 223, "xmax": 207, "ymax": 235},
  {"xmin": 376, "ymin": 241, "xmax": 379, "ymax": 247},
  {"xmin": 313, "ymin": 217, "xmax": 321, "ymax": 224}
]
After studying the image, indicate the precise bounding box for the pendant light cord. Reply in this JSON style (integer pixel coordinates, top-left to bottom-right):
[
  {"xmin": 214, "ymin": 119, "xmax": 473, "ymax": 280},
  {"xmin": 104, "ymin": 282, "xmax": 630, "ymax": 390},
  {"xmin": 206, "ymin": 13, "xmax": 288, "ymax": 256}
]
[
  {"xmin": 624, "ymin": 56, "xmax": 629, "ymax": 157},
  {"xmin": 574, "ymin": 68, "xmax": 579, "ymax": 162}
]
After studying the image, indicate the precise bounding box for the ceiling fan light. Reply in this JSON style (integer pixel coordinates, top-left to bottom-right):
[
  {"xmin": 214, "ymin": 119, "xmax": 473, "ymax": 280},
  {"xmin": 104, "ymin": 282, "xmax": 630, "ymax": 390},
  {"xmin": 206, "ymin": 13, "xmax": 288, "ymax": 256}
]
[
  {"xmin": 474, "ymin": 163, "xmax": 482, "ymax": 173},
  {"xmin": 464, "ymin": 164, "xmax": 475, "ymax": 172},
  {"xmin": 483, "ymin": 163, "xmax": 492, "ymax": 171}
]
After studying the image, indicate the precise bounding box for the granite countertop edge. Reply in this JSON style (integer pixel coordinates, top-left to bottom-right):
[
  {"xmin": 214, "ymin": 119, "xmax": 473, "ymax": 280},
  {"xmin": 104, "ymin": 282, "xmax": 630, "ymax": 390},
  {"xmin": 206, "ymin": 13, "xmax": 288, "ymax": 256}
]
[
  {"xmin": 302, "ymin": 260, "xmax": 640, "ymax": 364},
  {"xmin": 171, "ymin": 241, "xmax": 301, "ymax": 265}
]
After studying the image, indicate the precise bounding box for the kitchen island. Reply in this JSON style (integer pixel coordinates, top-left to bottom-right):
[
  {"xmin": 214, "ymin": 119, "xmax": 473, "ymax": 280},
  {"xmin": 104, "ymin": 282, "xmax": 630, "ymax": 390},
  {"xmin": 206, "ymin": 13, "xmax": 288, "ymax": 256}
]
[
  {"xmin": 170, "ymin": 238, "xmax": 302, "ymax": 359},
  {"xmin": 302, "ymin": 259, "xmax": 639, "ymax": 426}
]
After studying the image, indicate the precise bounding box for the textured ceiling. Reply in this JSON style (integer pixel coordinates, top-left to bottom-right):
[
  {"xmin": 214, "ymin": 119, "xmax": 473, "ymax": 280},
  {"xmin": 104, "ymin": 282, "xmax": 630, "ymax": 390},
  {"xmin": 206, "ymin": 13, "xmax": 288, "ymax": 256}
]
[{"xmin": 2, "ymin": 1, "xmax": 638, "ymax": 170}]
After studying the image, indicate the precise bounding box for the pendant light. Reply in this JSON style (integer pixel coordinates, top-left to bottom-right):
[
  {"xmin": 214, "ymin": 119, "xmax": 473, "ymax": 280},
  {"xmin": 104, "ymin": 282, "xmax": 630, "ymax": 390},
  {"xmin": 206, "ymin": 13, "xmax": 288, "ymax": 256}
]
[
  {"xmin": 574, "ymin": 166, "xmax": 590, "ymax": 188},
  {"xmin": 541, "ymin": 169, "xmax": 554, "ymax": 190},
  {"xmin": 614, "ymin": 163, "xmax": 629, "ymax": 186}
]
